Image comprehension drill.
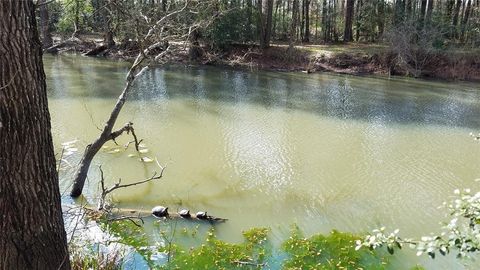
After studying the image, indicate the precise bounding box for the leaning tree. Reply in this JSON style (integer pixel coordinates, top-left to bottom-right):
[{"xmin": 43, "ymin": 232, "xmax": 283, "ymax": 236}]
[{"xmin": 0, "ymin": 0, "xmax": 70, "ymax": 269}]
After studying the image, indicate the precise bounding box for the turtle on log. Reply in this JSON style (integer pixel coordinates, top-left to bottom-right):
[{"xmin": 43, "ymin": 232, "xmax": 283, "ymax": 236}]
[
  {"xmin": 178, "ymin": 209, "xmax": 191, "ymax": 218},
  {"xmin": 152, "ymin": 206, "xmax": 169, "ymax": 218}
]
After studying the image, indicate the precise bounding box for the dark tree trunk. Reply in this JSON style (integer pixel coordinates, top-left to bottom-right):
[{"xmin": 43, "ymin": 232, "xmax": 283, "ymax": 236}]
[
  {"xmin": 301, "ymin": 0, "xmax": 305, "ymax": 41},
  {"xmin": 420, "ymin": 0, "xmax": 427, "ymax": 26},
  {"xmin": 39, "ymin": 0, "xmax": 53, "ymax": 48},
  {"xmin": 356, "ymin": 0, "xmax": 363, "ymax": 41},
  {"xmin": 265, "ymin": 0, "xmax": 274, "ymax": 46},
  {"xmin": 0, "ymin": 1, "xmax": 70, "ymax": 269},
  {"xmin": 426, "ymin": 0, "xmax": 434, "ymax": 24},
  {"xmin": 258, "ymin": 0, "xmax": 274, "ymax": 48},
  {"xmin": 452, "ymin": 0, "xmax": 463, "ymax": 38},
  {"xmin": 394, "ymin": 0, "xmax": 405, "ymax": 25},
  {"xmin": 272, "ymin": 0, "xmax": 282, "ymax": 39},
  {"xmin": 344, "ymin": 0, "xmax": 354, "ymax": 42},
  {"xmin": 452, "ymin": 0, "xmax": 463, "ymax": 26},
  {"xmin": 406, "ymin": 0, "xmax": 412, "ymax": 18},
  {"xmin": 289, "ymin": 0, "xmax": 299, "ymax": 48},
  {"xmin": 104, "ymin": 15, "xmax": 115, "ymax": 48},
  {"xmin": 322, "ymin": 0, "xmax": 328, "ymax": 42},
  {"xmin": 162, "ymin": 0, "xmax": 167, "ymax": 12},
  {"xmin": 247, "ymin": 0, "xmax": 253, "ymax": 40},
  {"xmin": 303, "ymin": 0, "xmax": 311, "ymax": 42},
  {"xmin": 446, "ymin": 0, "xmax": 455, "ymax": 22},
  {"xmin": 73, "ymin": 0, "xmax": 80, "ymax": 37},
  {"xmin": 378, "ymin": 0, "xmax": 385, "ymax": 37}
]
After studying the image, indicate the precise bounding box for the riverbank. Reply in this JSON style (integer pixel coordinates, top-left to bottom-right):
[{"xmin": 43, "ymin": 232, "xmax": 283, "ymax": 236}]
[{"xmin": 45, "ymin": 35, "xmax": 480, "ymax": 81}]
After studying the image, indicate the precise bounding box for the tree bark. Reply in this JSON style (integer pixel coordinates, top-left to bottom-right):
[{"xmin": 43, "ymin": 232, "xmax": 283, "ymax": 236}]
[
  {"xmin": 303, "ymin": 0, "xmax": 311, "ymax": 42},
  {"xmin": 420, "ymin": 0, "xmax": 427, "ymax": 26},
  {"xmin": 258, "ymin": 0, "xmax": 274, "ymax": 48},
  {"xmin": 0, "ymin": 1, "xmax": 70, "ymax": 269},
  {"xmin": 39, "ymin": 0, "xmax": 53, "ymax": 48},
  {"xmin": 452, "ymin": 0, "xmax": 463, "ymax": 27},
  {"xmin": 289, "ymin": 0, "xmax": 299, "ymax": 49},
  {"xmin": 378, "ymin": 0, "xmax": 385, "ymax": 36},
  {"xmin": 322, "ymin": 0, "xmax": 328, "ymax": 42},
  {"xmin": 426, "ymin": 0, "xmax": 434, "ymax": 25},
  {"xmin": 162, "ymin": 0, "xmax": 167, "ymax": 12},
  {"xmin": 344, "ymin": 0, "xmax": 354, "ymax": 42}
]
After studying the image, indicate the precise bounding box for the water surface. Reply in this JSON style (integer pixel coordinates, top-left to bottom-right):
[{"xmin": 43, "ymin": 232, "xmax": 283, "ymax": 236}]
[{"xmin": 45, "ymin": 54, "xmax": 480, "ymax": 269}]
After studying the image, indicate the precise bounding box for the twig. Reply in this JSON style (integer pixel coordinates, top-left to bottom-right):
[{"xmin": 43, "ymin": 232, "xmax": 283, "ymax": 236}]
[
  {"xmin": 97, "ymin": 162, "xmax": 166, "ymax": 210},
  {"xmin": 36, "ymin": 0, "xmax": 56, "ymax": 8},
  {"xmin": 107, "ymin": 215, "xmax": 145, "ymax": 227}
]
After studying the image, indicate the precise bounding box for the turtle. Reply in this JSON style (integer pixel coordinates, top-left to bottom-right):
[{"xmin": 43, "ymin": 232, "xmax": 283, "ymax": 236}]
[
  {"xmin": 152, "ymin": 206, "xmax": 169, "ymax": 218},
  {"xmin": 178, "ymin": 209, "xmax": 191, "ymax": 218},
  {"xmin": 196, "ymin": 211, "xmax": 208, "ymax": 219}
]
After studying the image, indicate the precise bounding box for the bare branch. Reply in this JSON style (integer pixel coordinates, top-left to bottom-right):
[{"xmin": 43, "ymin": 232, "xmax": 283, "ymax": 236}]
[{"xmin": 97, "ymin": 162, "xmax": 166, "ymax": 210}]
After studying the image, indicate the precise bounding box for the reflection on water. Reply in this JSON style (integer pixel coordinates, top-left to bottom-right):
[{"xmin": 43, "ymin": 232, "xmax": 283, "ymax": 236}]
[{"xmin": 45, "ymin": 54, "xmax": 480, "ymax": 269}]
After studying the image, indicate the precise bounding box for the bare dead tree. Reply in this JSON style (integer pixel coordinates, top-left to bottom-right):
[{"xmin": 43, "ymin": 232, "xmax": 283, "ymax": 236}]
[{"xmin": 386, "ymin": 18, "xmax": 446, "ymax": 77}]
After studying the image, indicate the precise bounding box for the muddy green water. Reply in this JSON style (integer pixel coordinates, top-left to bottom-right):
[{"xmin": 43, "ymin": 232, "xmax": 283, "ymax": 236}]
[{"xmin": 45, "ymin": 54, "xmax": 480, "ymax": 269}]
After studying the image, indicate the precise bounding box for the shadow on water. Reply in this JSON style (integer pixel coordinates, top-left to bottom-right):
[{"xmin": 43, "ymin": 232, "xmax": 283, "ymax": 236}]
[{"xmin": 45, "ymin": 54, "xmax": 480, "ymax": 130}]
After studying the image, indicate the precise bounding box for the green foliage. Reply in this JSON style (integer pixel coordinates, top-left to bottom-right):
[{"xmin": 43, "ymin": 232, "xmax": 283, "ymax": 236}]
[
  {"xmin": 161, "ymin": 227, "xmax": 270, "ymax": 269},
  {"xmin": 204, "ymin": 9, "xmax": 256, "ymax": 50},
  {"xmin": 103, "ymin": 219, "xmax": 156, "ymax": 268},
  {"xmin": 357, "ymin": 187, "xmax": 480, "ymax": 260},
  {"xmin": 283, "ymin": 226, "xmax": 389, "ymax": 270},
  {"xmin": 56, "ymin": 0, "xmax": 94, "ymax": 34}
]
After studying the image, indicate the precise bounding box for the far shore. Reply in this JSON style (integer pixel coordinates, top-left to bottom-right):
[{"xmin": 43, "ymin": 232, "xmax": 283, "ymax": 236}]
[{"xmin": 45, "ymin": 34, "xmax": 480, "ymax": 82}]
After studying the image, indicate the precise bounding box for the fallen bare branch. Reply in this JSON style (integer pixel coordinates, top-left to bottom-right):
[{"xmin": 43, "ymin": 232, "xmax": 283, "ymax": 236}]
[{"xmin": 97, "ymin": 162, "xmax": 166, "ymax": 210}]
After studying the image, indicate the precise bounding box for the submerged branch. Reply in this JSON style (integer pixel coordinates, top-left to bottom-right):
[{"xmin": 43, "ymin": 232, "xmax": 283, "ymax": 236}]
[{"xmin": 97, "ymin": 162, "xmax": 166, "ymax": 210}]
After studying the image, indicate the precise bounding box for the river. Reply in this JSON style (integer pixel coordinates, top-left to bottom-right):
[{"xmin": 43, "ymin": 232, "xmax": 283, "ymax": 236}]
[{"xmin": 44, "ymin": 54, "xmax": 480, "ymax": 269}]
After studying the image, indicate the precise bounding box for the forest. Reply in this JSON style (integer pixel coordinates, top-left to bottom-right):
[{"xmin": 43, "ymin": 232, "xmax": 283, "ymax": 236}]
[
  {"xmin": 37, "ymin": 0, "xmax": 480, "ymax": 79},
  {"xmin": 1, "ymin": 0, "xmax": 480, "ymax": 269}
]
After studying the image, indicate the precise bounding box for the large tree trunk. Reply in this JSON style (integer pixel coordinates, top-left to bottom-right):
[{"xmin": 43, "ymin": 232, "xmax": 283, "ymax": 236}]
[
  {"xmin": 0, "ymin": 1, "xmax": 70, "ymax": 269},
  {"xmin": 39, "ymin": 0, "xmax": 53, "ymax": 48},
  {"xmin": 344, "ymin": 0, "xmax": 354, "ymax": 42}
]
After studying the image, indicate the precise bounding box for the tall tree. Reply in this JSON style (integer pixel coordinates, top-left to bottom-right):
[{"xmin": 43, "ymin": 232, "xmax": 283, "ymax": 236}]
[
  {"xmin": 461, "ymin": 0, "xmax": 472, "ymax": 40},
  {"xmin": 377, "ymin": 0, "xmax": 385, "ymax": 36},
  {"xmin": 452, "ymin": 0, "xmax": 463, "ymax": 37},
  {"xmin": 289, "ymin": 0, "xmax": 299, "ymax": 48},
  {"xmin": 303, "ymin": 0, "xmax": 311, "ymax": 42},
  {"xmin": 426, "ymin": 0, "xmax": 434, "ymax": 24},
  {"xmin": 258, "ymin": 0, "xmax": 274, "ymax": 48},
  {"xmin": 420, "ymin": 0, "xmax": 428, "ymax": 26},
  {"xmin": 0, "ymin": 0, "xmax": 70, "ymax": 269},
  {"xmin": 344, "ymin": 0, "xmax": 355, "ymax": 41}
]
